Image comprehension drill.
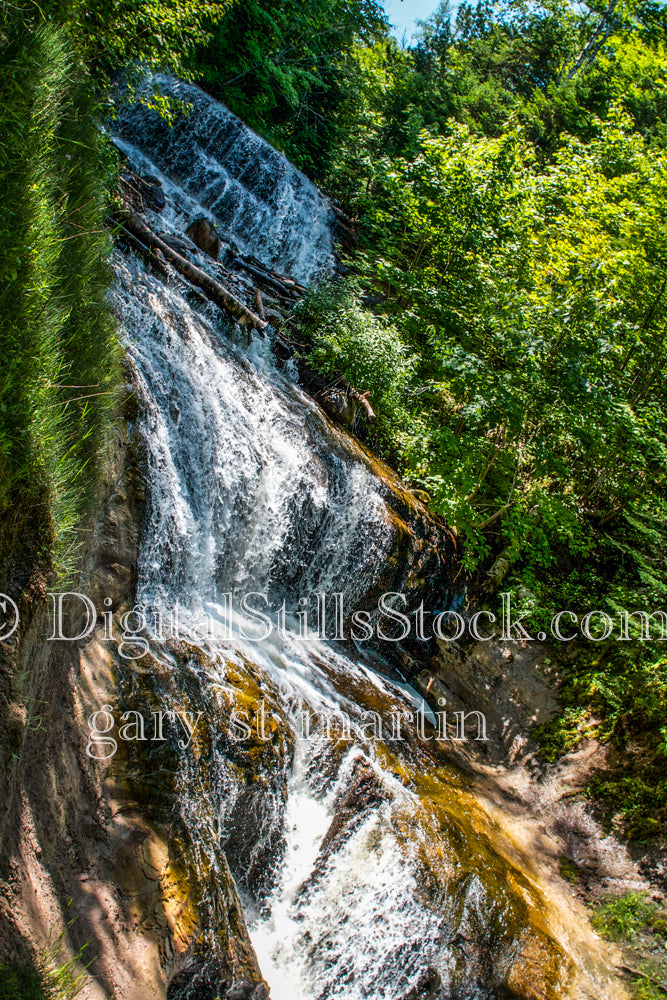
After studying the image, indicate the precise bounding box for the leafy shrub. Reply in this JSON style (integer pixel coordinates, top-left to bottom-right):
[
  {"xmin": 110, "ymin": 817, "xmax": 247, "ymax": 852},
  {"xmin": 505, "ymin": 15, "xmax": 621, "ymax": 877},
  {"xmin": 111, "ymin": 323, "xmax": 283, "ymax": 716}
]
[{"xmin": 297, "ymin": 281, "xmax": 417, "ymax": 456}]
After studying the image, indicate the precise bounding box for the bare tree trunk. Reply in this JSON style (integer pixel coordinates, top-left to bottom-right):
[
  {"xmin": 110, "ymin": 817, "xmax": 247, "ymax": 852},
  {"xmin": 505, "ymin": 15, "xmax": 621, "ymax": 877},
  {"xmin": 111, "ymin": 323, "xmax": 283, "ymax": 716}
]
[{"xmin": 566, "ymin": 0, "xmax": 619, "ymax": 80}]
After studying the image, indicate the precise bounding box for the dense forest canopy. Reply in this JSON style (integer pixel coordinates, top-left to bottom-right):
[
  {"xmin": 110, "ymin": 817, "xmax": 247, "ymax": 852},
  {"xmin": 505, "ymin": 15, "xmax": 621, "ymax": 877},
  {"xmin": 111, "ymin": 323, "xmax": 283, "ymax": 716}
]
[{"xmin": 3, "ymin": 0, "xmax": 667, "ymax": 830}]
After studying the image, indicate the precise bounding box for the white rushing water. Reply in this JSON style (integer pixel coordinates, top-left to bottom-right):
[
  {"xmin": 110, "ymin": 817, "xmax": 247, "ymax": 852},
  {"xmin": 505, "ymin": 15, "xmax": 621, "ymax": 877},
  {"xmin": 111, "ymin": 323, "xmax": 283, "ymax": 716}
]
[
  {"xmin": 113, "ymin": 75, "xmax": 335, "ymax": 286},
  {"xmin": 112, "ymin": 78, "xmax": 552, "ymax": 1000},
  {"xmin": 114, "ymin": 251, "xmax": 462, "ymax": 1000}
]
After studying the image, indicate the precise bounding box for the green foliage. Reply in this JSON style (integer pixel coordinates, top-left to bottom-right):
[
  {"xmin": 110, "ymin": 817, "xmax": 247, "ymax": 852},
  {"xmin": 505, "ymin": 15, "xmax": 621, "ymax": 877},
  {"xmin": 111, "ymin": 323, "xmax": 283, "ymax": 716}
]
[
  {"xmin": 296, "ymin": 282, "xmax": 416, "ymax": 455},
  {"xmin": 591, "ymin": 892, "xmax": 665, "ymax": 942},
  {"xmin": 301, "ymin": 110, "xmax": 667, "ymax": 588},
  {"xmin": 0, "ymin": 953, "xmax": 87, "ymax": 1000},
  {"xmin": 632, "ymin": 982, "xmax": 667, "ymax": 1000},
  {"xmin": 0, "ymin": 13, "xmax": 120, "ymax": 578},
  {"xmin": 533, "ymin": 707, "xmax": 593, "ymax": 763},
  {"xmin": 589, "ymin": 770, "xmax": 667, "ymax": 839},
  {"xmin": 77, "ymin": 0, "xmax": 233, "ymax": 88},
  {"xmin": 40, "ymin": 915, "xmax": 89, "ymax": 1000},
  {"xmin": 2, "ymin": 0, "xmax": 233, "ymax": 92},
  {"xmin": 533, "ymin": 638, "xmax": 667, "ymax": 833},
  {"xmin": 194, "ymin": 0, "xmax": 388, "ymax": 171}
]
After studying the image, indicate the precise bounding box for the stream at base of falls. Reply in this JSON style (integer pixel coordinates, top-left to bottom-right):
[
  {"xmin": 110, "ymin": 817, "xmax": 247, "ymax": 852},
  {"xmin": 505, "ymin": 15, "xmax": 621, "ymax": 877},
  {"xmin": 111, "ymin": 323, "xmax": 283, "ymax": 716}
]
[{"xmin": 110, "ymin": 76, "xmax": 624, "ymax": 1000}]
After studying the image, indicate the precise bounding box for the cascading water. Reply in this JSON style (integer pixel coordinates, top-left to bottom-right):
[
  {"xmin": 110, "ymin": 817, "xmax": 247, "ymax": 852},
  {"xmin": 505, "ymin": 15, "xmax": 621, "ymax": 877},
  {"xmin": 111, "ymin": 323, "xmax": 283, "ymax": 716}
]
[
  {"xmin": 111, "ymin": 79, "xmax": 620, "ymax": 1000},
  {"xmin": 113, "ymin": 75, "xmax": 334, "ymax": 285}
]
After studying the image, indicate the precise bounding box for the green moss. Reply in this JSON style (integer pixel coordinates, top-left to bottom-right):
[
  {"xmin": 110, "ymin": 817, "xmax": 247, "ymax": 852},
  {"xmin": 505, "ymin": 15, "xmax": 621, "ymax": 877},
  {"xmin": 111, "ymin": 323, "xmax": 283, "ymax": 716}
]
[
  {"xmin": 590, "ymin": 894, "xmax": 667, "ymax": 1000},
  {"xmin": 590, "ymin": 893, "xmax": 661, "ymax": 942},
  {"xmin": 558, "ymin": 858, "xmax": 582, "ymax": 884},
  {"xmin": 632, "ymin": 981, "xmax": 667, "ymax": 1000},
  {"xmin": 533, "ymin": 707, "xmax": 593, "ymax": 764},
  {"xmin": 0, "ymin": 964, "xmax": 47, "ymax": 1000}
]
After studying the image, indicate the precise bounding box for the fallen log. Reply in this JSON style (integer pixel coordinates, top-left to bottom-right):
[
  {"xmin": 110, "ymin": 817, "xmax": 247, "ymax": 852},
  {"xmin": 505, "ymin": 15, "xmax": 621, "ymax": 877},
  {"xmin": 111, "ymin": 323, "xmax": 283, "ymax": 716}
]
[
  {"xmin": 268, "ymin": 269, "xmax": 307, "ymax": 294},
  {"xmin": 110, "ymin": 216, "xmax": 169, "ymax": 279},
  {"xmin": 117, "ymin": 211, "xmax": 267, "ymax": 329},
  {"xmin": 232, "ymin": 258, "xmax": 299, "ymax": 299},
  {"xmin": 238, "ymin": 251, "xmax": 300, "ymax": 290}
]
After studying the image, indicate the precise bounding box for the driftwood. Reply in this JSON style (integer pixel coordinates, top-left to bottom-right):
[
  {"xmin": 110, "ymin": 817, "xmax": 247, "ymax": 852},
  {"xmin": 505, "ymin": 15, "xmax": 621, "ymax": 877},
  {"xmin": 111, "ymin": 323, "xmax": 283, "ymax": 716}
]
[
  {"xmin": 238, "ymin": 252, "xmax": 305, "ymax": 293},
  {"xmin": 111, "ymin": 216, "xmax": 170, "ymax": 279},
  {"xmin": 232, "ymin": 257, "xmax": 299, "ymax": 299},
  {"xmin": 484, "ymin": 506, "xmax": 541, "ymax": 593},
  {"xmin": 254, "ymin": 287, "xmax": 266, "ymax": 320},
  {"xmin": 117, "ymin": 211, "xmax": 267, "ymax": 329},
  {"xmin": 268, "ymin": 268, "xmax": 306, "ymax": 294}
]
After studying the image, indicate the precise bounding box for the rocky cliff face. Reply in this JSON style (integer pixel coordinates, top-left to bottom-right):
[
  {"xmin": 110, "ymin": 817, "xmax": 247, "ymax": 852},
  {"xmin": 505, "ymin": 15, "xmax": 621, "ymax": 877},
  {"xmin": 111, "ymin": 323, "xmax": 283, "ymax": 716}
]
[
  {"xmin": 0, "ymin": 413, "xmax": 269, "ymax": 1000},
  {"xmin": 0, "ymin": 387, "xmax": 628, "ymax": 1000}
]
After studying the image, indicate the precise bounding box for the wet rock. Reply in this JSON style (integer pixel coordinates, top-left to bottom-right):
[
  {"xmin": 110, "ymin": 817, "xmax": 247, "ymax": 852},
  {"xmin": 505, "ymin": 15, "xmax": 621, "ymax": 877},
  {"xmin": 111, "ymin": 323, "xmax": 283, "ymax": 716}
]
[
  {"xmin": 220, "ymin": 782, "xmax": 287, "ymax": 896},
  {"xmin": 121, "ymin": 381, "xmax": 139, "ymax": 423},
  {"xmin": 263, "ymin": 308, "xmax": 284, "ymax": 329},
  {"xmin": 320, "ymin": 760, "xmax": 385, "ymax": 858},
  {"xmin": 161, "ymin": 232, "xmax": 200, "ymax": 255},
  {"xmin": 186, "ymin": 217, "xmax": 220, "ymax": 259},
  {"xmin": 119, "ymin": 169, "xmax": 165, "ymax": 213},
  {"xmin": 272, "ymin": 335, "xmax": 293, "ymax": 362},
  {"xmin": 428, "ymin": 640, "xmax": 561, "ymax": 763},
  {"xmin": 139, "ymin": 173, "xmax": 166, "ymax": 212},
  {"xmin": 399, "ymin": 966, "xmax": 441, "ymax": 1000},
  {"xmin": 414, "ymin": 671, "xmax": 455, "ymax": 711},
  {"xmin": 224, "ymin": 982, "xmax": 269, "ymax": 1000},
  {"xmin": 168, "ymin": 959, "xmax": 229, "ymax": 1000},
  {"xmin": 499, "ymin": 930, "xmax": 575, "ymax": 1000}
]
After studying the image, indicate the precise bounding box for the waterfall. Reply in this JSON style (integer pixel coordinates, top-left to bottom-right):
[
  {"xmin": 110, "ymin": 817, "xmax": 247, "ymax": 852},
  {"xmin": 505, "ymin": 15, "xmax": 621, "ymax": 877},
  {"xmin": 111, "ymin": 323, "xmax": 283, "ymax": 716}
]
[
  {"xmin": 112, "ymin": 75, "xmax": 334, "ymax": 286},
  {"xmin": 114, "ymin": 249, "xmax": 471, "ymax": 1000},
  {"xmin": 111, "ymin": 79, "xmax": 614, "ymax": 1000}
]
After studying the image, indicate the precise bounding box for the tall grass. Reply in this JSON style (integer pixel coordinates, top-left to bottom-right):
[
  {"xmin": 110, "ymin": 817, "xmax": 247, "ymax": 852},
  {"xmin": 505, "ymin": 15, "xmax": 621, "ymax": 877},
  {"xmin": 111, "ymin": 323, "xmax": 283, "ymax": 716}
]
[{"xmin": 0, "ymin": 9, "xmax": 121, "ymax": 584}]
